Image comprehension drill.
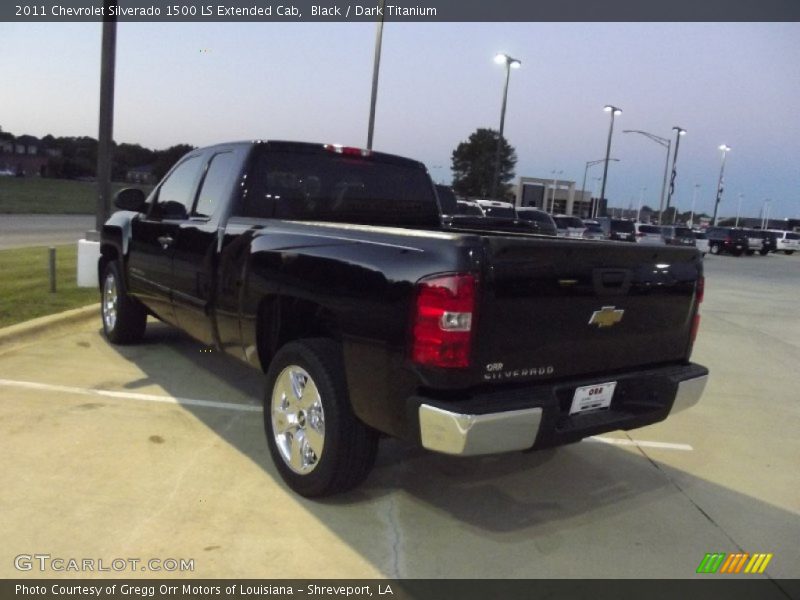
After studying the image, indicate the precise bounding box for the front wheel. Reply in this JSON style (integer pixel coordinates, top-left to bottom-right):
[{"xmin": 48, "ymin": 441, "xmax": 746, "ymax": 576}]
[
  {"xmin": 101, "ymin": 261, "xmax": 147, "ymax": 344},
  {"xmin": 264, "ymin": 338, "xmax": 378, "ymax": 497},
  {"xmin": 759, "ymin": 248, "xmax": 770, "ymax": 256},
  {"xmin": 785, "ymin": 250, "xmax": 795, "ymax": 256},
  {"xmin": 710, "ymin": 243, "xmax": 720, "ymax": 255},
  {"xmin": 746, "ymin": 250, "xmax": 755, "ymax": 256}
]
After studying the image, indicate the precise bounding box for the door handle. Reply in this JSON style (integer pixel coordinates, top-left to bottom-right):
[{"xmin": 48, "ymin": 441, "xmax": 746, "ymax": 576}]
[{"xmin": 157, "ymin": 235, "xmax": 174, "ymax": 250}]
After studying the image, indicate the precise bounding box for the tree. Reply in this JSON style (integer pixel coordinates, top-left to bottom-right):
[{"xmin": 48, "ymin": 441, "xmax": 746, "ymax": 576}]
[{"xmin": 451, "ymin": 128, "xmax": 516, "ymax": 199}]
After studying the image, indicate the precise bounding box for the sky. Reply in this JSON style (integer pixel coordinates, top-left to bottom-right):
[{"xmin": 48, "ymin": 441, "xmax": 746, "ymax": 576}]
[{"xmin": 1, "ymin": 22, "xmax": 798, "ymax": 219}]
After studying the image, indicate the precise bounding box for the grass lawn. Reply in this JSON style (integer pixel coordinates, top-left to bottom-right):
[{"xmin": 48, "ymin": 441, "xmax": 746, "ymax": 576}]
[
  {"xmin": 0, "ymin": 244, "xmax": 98, "ymax": 328},
  {"xmin": 0, "ymin": 177, "xmax": 152, "ymax": 214}
]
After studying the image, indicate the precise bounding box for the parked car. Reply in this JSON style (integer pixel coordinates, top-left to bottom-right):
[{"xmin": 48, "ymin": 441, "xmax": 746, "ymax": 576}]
[
  {"xmin": 553, "ymin": 215, "xmax": 586, "ymax": 239},
  {"xmin": 755, "ymin": 230, "xmax": 778, "ymax": 255},
  {"xmin": 635, "ymin": 223, "xmax": 666, "ymax": 245},
  {"xmin": 474, "ymin": 199, "xmax": 517, "ymax": 219},
  {"xmin": 582, "ymin": 219, "xmax": 606, "ymax": 240},
  {"xmin": 99, "ymin": 139, "xmax": 708, "ymax": 497},
  {"xmin": 516, "ymin": 207, "xmax": 558, "ymax": 236},
  {"xmin": 607, "ymin": 219, "xmax": 636, "ymax": 242},
  {"xmin": 769, "ymin": 230, "xmax": 800, "ymax": 255},
  {"xmin": 661, "ymin": 226, "xmax": 696, "ymax": 247},
  {"xmin": 705, "ymin": 227, "xmax": 748, "ymax": 256},
  {"xmin": 741, "ymin": 228, "xmax": 766, "ymax": 256},
  {"xmin": 693, "ymin": 231, "xmax": 710, "ymax": 256}
]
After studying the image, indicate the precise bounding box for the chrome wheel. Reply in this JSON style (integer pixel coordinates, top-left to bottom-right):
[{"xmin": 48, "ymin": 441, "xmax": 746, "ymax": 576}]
[
  {"xmin": 102, "ymin": 272, "xmax": 118, "ymax": 332},
  {"xmin": 271, "ymin": 366, "xmax": 325, "ymax": 474}
]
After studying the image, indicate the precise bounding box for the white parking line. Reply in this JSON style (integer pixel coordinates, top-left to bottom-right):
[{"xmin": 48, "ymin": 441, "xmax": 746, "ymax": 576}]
[
  {"xmin": 587, "ymin": 436, "xmax": 693, "ymax": 451},
  {"xmin": 0, "ymin": 378, "xmax": 262, "ymax": 413},
  {"xmin": 0, "ymin": 378, "xmax": 695, "ymax": 451}
]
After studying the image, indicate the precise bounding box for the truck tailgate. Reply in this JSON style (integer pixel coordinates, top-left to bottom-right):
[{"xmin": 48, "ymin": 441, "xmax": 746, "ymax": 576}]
[{"xmin": 475, "ymin": 237, "xmax": 702, "ymax": 384}]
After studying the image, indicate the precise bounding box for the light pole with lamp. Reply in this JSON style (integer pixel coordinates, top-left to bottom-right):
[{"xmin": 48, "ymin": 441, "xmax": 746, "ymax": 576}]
[
  {"xmin": 712, "ymin": 145, "xmax": 731, "ymax": 225},
  {"xmin": 599, "ymin": 105, "xmax": 622, "ymax": 210},
  {"xmin": 582, "ymin": 158, "xmax": 619, "ymax": 217},
  {"xmin": 549, "ymin": 169, "xmax": 563, "ymax": 213},
  {"xmin": 637, "ymin": 186, "xmax": 646, "ymax": 222},
  {"xmin": 622, "ymin": 129, "xmax": 671, "ymax": 224},
  {"xmin": 664, "ymin": 126, "xmax": 687, "ymax": 224},
  {"xmin": 491, "ymin": 53, "xmax": 521, "ymax": 199}
]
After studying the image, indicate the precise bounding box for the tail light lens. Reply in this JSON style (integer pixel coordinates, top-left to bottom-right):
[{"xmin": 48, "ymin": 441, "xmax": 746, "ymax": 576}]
[
  {"xmin": 696, "ymin": 275, "xmax": 705, "ymax": 304},
  {"xmin": 411, "ymin": 273, "xmax": 477, "ymax": 368}
]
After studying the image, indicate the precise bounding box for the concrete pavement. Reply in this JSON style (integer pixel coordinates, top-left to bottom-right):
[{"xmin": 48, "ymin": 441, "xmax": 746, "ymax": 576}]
[{"xmin": 0, "ymin": 253, "xmax": 797, "ymax": 582}]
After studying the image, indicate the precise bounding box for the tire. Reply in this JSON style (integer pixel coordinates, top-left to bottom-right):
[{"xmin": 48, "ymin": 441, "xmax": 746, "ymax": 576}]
[
  {"xmin": 264, "ymin": 338, "xmax": 379, "ymax": 497},
  {"xmin": 759, "ymin": 249, "xmax": 769, "ymax": 256},
  {"xmin": 746, "ymin": 250, "xmax": 755, "ymax": 256},
  {"xmin": 101, "ymin": 261, "xmax": 147, "ymax": 344},
  {"xmin": 785, "ymin": 251, "xmax": 795, "ymax": 256},
  {"xmin": 709, "ymin": 243, "xmax": 720, "ymax": 255}
]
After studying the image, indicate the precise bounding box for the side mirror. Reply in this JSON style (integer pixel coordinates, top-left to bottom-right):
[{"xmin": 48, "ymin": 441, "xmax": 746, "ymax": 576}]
[{"xmin": 114, "ymin": 188, "xmax": 147, "ymax": 212}]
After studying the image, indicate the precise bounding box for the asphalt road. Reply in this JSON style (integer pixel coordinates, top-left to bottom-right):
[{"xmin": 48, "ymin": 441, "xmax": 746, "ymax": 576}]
[
  {"xmin": 0, "ymin": 214, "xmax": 94, "ymax": 250},
  {"xmin": 0, "ymin": 251, "xmax": 797, "ymax": 586}
]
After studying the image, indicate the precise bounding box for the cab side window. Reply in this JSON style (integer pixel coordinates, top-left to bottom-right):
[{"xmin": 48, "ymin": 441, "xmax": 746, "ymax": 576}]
[
  {"xmin": 153, "ymin": 155, "xmax": 203, "ymax": 219},
  {"xmin": 194, "ymin": 152, "xmax": 236, "ymax": 218}
]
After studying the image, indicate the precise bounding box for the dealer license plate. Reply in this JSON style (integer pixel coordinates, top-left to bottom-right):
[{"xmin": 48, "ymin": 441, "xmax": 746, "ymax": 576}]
[{"xmin": 569, "ymin": 381, "xmax": 617, "ymax": 415}]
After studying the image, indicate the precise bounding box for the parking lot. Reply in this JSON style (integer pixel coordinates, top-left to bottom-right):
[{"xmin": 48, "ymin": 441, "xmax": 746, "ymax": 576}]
[{"xmin": 0, "ymin": 252, "xmax": 798, "ymax": 583}]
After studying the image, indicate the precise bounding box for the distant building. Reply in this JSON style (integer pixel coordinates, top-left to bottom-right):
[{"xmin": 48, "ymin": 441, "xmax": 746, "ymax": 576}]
[
  {"xmin": 515, "ymin": 176, "xmax": 606, "ymax": 218},
  {"xmin": 0, "ymin": 134, "xmax": 52, "ymax": 177},
  {"xmin": 125, "ymin": 165, "xmax": 156, "ymax": 184}
]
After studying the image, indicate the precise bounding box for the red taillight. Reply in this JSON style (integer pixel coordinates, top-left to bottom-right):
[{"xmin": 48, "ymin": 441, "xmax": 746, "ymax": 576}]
[
  {"xmin": 690, "ymin": 275, "xmax": 704, "ymax": 349},
  {"xmin": 724, "ymin": 236, "xmax": 731, "ymax": 243},
  {"xmin": 411, "ymin": 273, "xmax": 477, "ymax": 368},
  {"xmin": 690, "ymin": 314, "xmax": 701, "ymax": 345},
  {"xmin": 324, "ymin": 143, "xmax": 371, "ymax": 157}
]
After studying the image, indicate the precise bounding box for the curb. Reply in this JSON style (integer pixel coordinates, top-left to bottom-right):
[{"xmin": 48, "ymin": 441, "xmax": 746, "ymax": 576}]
[{"xmin": 0, "ymin": 304, "xmax": 100, "ymax": 351}]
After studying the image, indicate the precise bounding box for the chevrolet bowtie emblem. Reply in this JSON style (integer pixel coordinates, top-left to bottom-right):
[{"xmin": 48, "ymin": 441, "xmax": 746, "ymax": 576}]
[{"xmin": 589, "ymin": 306, "xmax": 624, "ymax": 328}]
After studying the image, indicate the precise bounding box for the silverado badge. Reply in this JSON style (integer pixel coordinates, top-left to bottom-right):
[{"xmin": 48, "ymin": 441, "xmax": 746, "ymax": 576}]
[{"xmin": 589, "ymin": 306, "xmax": 624, "ymax": 328}]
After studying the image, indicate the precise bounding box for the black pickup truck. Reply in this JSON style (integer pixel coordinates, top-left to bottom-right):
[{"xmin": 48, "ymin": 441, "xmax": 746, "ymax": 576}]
[{"xmin": 100, "ymin": 141, "xmax": 708, "ymax": 497}]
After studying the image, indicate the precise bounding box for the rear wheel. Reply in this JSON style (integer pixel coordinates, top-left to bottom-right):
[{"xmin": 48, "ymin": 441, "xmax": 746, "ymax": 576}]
[
  {"xmin": 746, "ymin": 250, "xmax": 755, "ymax": 256},
  {"xmin": 101, "ymin": 261, "xmax": 147, "ymax": 344},
  {"xmin": 759, "ymin": 248, "xmax": 769, "ymax": 256},
  {"xmin": 785, "ymin": 251, "xmax": 795, "ymax": 256},
  {"xmin": 264, "ymin": 338, "xmax": 378, "ymax": 497}
]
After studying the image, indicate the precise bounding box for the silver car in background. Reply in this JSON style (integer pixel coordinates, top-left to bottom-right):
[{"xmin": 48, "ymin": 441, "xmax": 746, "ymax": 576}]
[
  {"xmin": 553, "ymin": 215, "xmax": 586, "ymax": 239},
  {"xmin": 635, "ymin": 223, "xmax": 666, "ymax": 245}
]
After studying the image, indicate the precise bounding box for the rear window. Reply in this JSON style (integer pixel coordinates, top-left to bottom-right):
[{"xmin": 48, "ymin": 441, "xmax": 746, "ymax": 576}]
[
  {"xmin": 638, "ymin": 225, "xmax": 662, "ymax": 234},
  {"xmin": 585, "ymin": 224, "xmax": 604, "ymax": 233},
  {"xmin": 457, "ymin": 202, "xmax": 483, "ymax": 216},
  {"xmin": 240, "ymin": 149, "xmax": 438, "ymax": 227},
  {"xmin": 610, "ymin": 220, "xmax": 635, "ymax": 233},
  {"xmin": 674, "ymin": 227, "xmax": 694, "ymax": 237},
  {"xmin": 517, "ymin": 210, "xmax": 553, "ymax": 225},
  {"xmin": 482, "ymin": 205, "xmax": 516, "ymax": 219},
  {"xmin": 554, "ymin": 216, "xmax": 584, "ymax": 228}
]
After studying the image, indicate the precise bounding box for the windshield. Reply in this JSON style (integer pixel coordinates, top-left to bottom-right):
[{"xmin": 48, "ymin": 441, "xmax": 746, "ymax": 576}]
[
  {"xmin": 457, "ymin": 202, "xmax": 483, "ymax": 216},
  {"xmin": 517, "ymin": 210, "xmax": 553, "ymax": 225},
  {"xmin": 435, "ymin": 185, "xmax": 458, "ymax": 215}
]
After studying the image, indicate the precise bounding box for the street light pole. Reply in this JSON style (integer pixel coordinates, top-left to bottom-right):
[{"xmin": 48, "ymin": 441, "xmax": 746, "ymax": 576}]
[
  {"xmin": 622, "ymin": 129, "xmax": 671, "ymax": 224},
  {"xmin": 735, "ymin": 193, "xmax": 743, "ymax": 228},
  {"xmin": 762, "ymin": 199, "xmax": 772, "ymax": 230},
  {"xmin": 712, "ymin": 145, "xmax": 731, "ymax": 226},
  {"xmin": 637, "ymin": 186, "xmax": 646, "ymax": 222},
  {"xmin": 491, "ymin": 53, "xmax": 521, "ymax": 199},
  {"xmin": 689, "ymin": 184, "xmax": 699, "ymax": 227},
  {"xmin": 665, "ymin": 126, "xmax": 687, "ymax": 224},
  {"xmin": 549, "ymin": 169, "xmax": 562, "ymax": 213},
  {"xmin": 95, "ymin": 1, "xmax": 117, "ymax": 235},
  {"xmin": 599, "ymin": 105, "xmax": 622, "ymax": 209},
  {"xmin": 582, "ymin": 158, "xmax": 618, "ymax": 218},
  {"xmin": 366, "ymin": 0, "xmax": 386, "ymax": 150}
]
